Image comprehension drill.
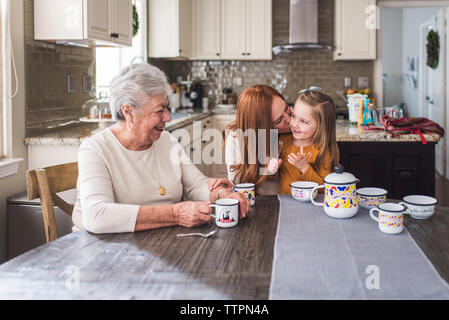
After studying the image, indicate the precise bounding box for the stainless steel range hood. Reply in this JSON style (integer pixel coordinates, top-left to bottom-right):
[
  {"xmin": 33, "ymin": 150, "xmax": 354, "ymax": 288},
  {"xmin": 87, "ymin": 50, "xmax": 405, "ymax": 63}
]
[{"xmin": 272, "ymin": 0, "xmax": 333, "ymax": 54}]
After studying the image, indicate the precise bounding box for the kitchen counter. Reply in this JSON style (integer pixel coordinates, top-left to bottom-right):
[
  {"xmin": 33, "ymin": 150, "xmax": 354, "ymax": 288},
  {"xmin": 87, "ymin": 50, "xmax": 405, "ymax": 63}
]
[
  {"xmin": 25, "ymin": 115, "xmax": 442, "ymax": 147},
  {"xmin": 336, "ymin": 120, "xmax": 441, "ymax": 143},
  {"xmin": 24, "ymin": 108, "xmax": 237, "ymax": 146}
]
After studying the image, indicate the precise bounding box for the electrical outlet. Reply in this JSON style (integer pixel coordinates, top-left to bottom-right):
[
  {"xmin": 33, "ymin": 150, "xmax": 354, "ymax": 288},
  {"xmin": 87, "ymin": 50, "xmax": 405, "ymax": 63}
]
[
  {"xmin": 233, "ymin": 77, "xmax": 243, "ymax": 87},
  {"xmin": 344, "ymin": 77, "xmax": 351, "ymax": 88},
  {"xmin": 358, "ymin": 76, "xmax": 369, "ymax": 89},
  {"xmin": 83, "ymin": 75, "xmax": 92, "ymax": 93},
  {"xmin": 67, "ymin": 74, "xmax": 75, "ymax": 93}
]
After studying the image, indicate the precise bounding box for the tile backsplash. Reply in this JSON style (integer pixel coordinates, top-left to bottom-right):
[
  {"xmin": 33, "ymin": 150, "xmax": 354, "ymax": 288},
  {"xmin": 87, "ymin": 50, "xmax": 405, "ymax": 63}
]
[
  {"xmin": 24, "ymin": 0, "xmax": 94, "ymax": 137},
  {"xmin": 161, "ymin": 0, "xmax": 374, "ymax": 109}
]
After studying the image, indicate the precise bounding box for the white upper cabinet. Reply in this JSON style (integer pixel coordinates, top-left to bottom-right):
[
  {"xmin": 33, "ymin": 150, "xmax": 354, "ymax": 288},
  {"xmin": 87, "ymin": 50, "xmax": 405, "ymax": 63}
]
[
  {"xmin": 148, "ymin": 0, "xmax": 191, "ymax": 58},
  {"xmin": 221, "ymin": 0, "xmax": 247, "ymax": 59},
  {"xmin": 334, "ymin": 0, "xmax": 376, "ymax": 60},
  {"xmin": 34, "ymin": 0, "xmax": 132, "ymax": 47},
  {"xmin": 245, "ymin": 0, "xmax": 272, "ymax": 60},
  {"xmin": 191, "ymin": 0, "xmax": 222, "ymax": 60},
  {"xmin": 191, "ymin": 0, "xmax": 272, "ymax": 60}
]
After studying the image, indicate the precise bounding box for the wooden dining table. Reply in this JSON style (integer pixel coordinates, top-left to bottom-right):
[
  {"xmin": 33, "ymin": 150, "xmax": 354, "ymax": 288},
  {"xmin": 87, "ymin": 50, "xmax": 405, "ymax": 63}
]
[{"xmin": 0, "ymin": 195, "xmax": 448, "ymax": 300}]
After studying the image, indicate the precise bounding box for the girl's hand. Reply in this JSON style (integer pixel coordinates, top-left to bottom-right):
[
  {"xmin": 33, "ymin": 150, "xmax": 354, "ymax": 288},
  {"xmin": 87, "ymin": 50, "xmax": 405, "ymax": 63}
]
[
  {"xmin": 267, "ymin": 158, "xmax": 282, "ymax": 175},
  {"xmin": 287, "ymin": 147, "xmax": 309, "ymax": 174}
]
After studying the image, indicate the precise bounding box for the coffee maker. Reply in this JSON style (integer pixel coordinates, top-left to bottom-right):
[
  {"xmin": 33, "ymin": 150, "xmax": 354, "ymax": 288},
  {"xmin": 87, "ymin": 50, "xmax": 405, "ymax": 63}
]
[{"xmin": 191, "ymin": 83, "xmax": 204, "ymax": 109}]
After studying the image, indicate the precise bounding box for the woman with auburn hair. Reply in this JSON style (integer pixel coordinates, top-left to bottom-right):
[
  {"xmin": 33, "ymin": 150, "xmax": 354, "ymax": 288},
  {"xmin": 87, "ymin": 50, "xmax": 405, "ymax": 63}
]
[{"xmin": 224, "ymin": 84, "xmax": 291, "ymax": 195}]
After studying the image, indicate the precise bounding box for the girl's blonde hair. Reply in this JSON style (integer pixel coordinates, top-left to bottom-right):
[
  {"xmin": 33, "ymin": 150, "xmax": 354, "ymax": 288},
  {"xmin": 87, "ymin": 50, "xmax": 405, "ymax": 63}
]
[{"xmin": 296, "ymin": 90, "xmax": 339, "ymax": 171}]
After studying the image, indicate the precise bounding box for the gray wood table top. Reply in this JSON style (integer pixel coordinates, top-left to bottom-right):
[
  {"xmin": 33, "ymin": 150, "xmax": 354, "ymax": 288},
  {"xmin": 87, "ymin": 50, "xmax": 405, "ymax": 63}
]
[{"xmin": 0, "ymin": 196, "xmax": 448, "ymax": 300}]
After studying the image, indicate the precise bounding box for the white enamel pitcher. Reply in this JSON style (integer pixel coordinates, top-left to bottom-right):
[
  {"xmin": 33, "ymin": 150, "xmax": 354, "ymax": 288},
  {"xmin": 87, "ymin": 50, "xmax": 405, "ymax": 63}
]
[{"xmin": 311, "ymin": 166, "xmax": 359, "ymax": 219}]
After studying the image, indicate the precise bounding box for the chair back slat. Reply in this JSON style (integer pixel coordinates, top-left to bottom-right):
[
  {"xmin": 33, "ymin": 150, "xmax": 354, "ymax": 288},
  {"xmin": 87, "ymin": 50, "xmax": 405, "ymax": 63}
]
[{"xmin": 25, "ymin": 162, "xmax": 78, "ymax": 242}]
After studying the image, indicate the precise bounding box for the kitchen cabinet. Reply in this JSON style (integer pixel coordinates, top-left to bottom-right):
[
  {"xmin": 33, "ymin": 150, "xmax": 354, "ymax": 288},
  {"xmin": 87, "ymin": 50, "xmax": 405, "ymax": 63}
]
[
  {"xmin": 334, "ymin": 0, "xmax": 376, "ymax": 60},
  {"xmin": 338, "ymin": 142, "xmax": 436, "ymax": 199},
  {"xmin": 34, "ymin": 0, "xmax": 133, "ymax": 47},
  {"xmin": 191, "ymin": 0, "xmax": 222, "ymax": 60},
  {"xmin": 210, "ymin": 114, "xmax": 235, "ymax": 177},
  {"xmin": 148, "ymin": 0, "xmax": 191, "ymax": 58},
  {"xmin": 171, "ymin": 116, "xmax": 215, "ymax": 176},
  {"xmin": 28, "ymin": 145, "xmax": 79, "ymax": 170},
  {"xmin": 191, "ymin": 0, "xmax": 272, "ymax": 60},
  {"xmin": 221, "ymin": 0, "xmax": 272, "ymax": 60}
]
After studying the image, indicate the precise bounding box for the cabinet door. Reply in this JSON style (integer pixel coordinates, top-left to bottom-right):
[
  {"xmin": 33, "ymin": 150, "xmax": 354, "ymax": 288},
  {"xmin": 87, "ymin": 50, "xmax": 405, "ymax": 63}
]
[
  {"xmin": 334, "ymin": 0, "xmax": 376, "ymax": 60},
  {"xmin": 179, "ymin": 0, "xmax": 192, "ymax": 58},
  {"xmin": 246, "ymin": 0, "xmax": 272, "ymax": 60},
  {"xmin": 221, "ymin": 0, "xmax": 247, "ymax": 60},
  {"xmin": 86, "ymin": 0, "xmax": 112, "ymax": 42},
  {"xmin": 111, "ymin": 0, "xmax": 132, "ymax": 46},
  {"xmin": 191, "ymin": 0, "xmax": 221, "ymax": 59}
]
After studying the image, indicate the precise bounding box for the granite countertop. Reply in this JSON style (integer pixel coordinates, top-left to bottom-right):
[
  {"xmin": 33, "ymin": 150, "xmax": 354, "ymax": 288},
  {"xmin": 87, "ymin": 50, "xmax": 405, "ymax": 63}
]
[
  {"xmin": 25, "ymin": 113, "xmax": 441, "ymax": 146},
  {"xmin": 336, "ymin": 120, "xmax": 441, "ymax": 143},
  {"xmin": 24, "ymin": 108, "xmax": 237, "ymax": 146}
]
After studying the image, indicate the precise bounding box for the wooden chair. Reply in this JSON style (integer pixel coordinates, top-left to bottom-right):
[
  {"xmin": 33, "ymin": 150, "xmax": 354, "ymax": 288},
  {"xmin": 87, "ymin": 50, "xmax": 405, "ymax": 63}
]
[{"xmin": 25, "ymin": 162, "xmax": 78, "ymax": 243}]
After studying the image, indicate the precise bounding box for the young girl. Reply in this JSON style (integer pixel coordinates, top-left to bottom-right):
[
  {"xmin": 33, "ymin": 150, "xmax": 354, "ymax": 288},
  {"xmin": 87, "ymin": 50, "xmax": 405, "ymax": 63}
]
[{"xmin": 268, "ymin": 87, "xmax": 340, "ymax": 194}]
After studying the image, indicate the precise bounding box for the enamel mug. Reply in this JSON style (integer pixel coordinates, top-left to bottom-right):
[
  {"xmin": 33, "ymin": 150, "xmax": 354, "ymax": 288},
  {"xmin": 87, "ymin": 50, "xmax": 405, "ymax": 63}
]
[
  {"xmin": 311, "ymin": 166, "xmax": 359, "ymax": 219},
  {"xmin": 369, "ymin": 203, "xmax": 406, "ymax": 234},
  {"xmin": 233, "ymin": 183, "xmax": 255, "ymax": 206},
  {"xmin": 210, "ymin": 198, "xmax": 239, "ymax": 228}
]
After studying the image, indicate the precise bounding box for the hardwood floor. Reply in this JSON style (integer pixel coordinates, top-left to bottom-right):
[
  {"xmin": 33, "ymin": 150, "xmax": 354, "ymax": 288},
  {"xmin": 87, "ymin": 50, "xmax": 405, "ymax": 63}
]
[{"xmin": 436, "ymin": 174, "xmax": 449, "ymax": 207}]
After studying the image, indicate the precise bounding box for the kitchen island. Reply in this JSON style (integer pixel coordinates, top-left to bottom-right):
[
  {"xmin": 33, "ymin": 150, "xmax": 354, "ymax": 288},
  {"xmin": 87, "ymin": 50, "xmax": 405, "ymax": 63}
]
[{"xmin": 336, "ymin": 120, "xmax": 441, "ymax": 199}]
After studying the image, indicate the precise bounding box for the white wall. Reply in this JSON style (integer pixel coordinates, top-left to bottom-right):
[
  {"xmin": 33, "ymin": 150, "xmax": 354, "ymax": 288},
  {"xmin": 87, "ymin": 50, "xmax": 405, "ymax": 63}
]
[
  {"xmin": 0, "ymin": 0, "xmax": 27, "ymax": 263},
  {"xmin": 402, "ymin": 7, "xmax": 440, "ymax": 117},
  {"xmin": 381, "ymin": 8, "xmax": 404, "ymax": 107},
  {"xmin": 382, "ymin": 7, "xmax": 441, "ymax": 117}
]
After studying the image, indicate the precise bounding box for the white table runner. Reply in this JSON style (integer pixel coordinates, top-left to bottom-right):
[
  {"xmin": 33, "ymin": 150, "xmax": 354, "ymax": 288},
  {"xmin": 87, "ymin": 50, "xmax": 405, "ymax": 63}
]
[{"xmin": 269, "ymin": 194, "xmax": 449, "ymax": 299}]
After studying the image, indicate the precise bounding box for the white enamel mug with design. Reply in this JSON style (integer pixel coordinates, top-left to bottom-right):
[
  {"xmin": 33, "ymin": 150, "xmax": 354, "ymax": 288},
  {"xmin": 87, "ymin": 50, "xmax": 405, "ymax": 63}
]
[
  {"xmin": 209, "ymin": 198, "xmax": 239, "ymax": 228},
  {"xmin": 233, "ymin": 183, "xmax": 255, "ymax": 206},
  {"xmin": 369, "ymin": 203, "xmax": 406, "ymax": 235}
]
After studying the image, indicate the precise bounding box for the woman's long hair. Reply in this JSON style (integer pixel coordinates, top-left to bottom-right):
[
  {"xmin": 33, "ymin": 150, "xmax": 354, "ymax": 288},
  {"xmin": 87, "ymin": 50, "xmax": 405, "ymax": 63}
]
[
  {"xmin": 297, "ymin": 90, "xmax": 339, "ymax": 171},
  {"xmin": 225, "ymin": 85, "xmax": 286, "ymax": 190}
]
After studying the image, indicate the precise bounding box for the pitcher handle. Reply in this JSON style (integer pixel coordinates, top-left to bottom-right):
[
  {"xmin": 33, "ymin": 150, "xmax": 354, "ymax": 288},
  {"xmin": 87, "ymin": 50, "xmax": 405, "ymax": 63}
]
[
  {"xmin": 369, "ymin": 208, "xmax": 380, "ymax": 222},
  {"xmin": 310, "ymin": 185, "xmax": 325, "ymax": 206}
]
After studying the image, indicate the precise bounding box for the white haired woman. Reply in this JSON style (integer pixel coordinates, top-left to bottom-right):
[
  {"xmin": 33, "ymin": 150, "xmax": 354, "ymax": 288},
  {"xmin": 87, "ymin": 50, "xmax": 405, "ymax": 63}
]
[{"xmin": 72, "ymin": 63, "xmax": 250, "ymax": 234}]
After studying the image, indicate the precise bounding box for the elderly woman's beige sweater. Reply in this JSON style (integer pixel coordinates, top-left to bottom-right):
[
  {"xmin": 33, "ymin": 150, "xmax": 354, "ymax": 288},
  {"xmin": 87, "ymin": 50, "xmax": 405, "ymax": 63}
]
[{"xmin": 72, "ymin": 128, "xmax": 210, "ymax": 233}]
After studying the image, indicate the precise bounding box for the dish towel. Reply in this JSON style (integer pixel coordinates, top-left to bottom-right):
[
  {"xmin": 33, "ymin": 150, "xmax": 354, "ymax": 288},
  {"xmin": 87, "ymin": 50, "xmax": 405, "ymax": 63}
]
[{"xmin": 269, "ymin": 194, "xmax": 449, "ymax": 299}]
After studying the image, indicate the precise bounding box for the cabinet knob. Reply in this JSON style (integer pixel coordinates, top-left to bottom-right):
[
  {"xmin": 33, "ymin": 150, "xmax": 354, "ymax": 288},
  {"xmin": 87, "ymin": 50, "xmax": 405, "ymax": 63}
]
[
  {"xmin": 216, "ymin": 53, "xmax": 220, "ymax": 56},
  {"xmin": 242, "ymin": 53, "xmax": 245, "ymax": 56},
  {"xmin": 337, "ymin": 52, "xmax": 342, "ymax": 56},
  {"xmin": 110, "ymin": 33, "xmax": 119, "ymax": 38}
]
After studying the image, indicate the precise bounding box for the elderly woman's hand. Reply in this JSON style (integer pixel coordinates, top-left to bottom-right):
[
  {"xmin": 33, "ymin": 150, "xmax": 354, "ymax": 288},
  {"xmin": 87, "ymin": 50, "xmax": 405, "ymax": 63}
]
[
  {"xmin": 207, "ymin": 178, "xmax": 234, "ymax": 191},
  {"xmin": 173, "ymin": 201, "xmax": 212, "ymax": 228},
  {"xmin": 217, "ymin": 189, "xmax": 251, "ymax": 219}
]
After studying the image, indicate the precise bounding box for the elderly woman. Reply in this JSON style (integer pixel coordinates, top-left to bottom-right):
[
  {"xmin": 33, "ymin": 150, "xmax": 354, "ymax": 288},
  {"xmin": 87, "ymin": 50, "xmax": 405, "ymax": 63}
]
[{"xmin": 72, "ymin": 63, "xmax": 250, "ymax": 234}]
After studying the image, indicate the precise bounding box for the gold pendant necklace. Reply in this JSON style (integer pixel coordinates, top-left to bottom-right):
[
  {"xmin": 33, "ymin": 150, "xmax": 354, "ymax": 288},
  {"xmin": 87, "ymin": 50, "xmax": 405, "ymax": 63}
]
[{"xmin": 129, "ymin": 142, "xmax": 166, "ymax": 196}]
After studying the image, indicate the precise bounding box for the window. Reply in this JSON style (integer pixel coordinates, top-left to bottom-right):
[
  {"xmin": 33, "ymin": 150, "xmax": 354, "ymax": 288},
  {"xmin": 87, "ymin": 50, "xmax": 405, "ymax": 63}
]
[
  {"xmin": 95, "ymin": 0, "xmax": 147, "ymax": 95},
  {"xmin": 1, "ymin": 0, "xmax": 4, "ymax": 159},
  {"xmin": 0, "ymin": 0, "xmax": 22, "ymax": 178}
]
